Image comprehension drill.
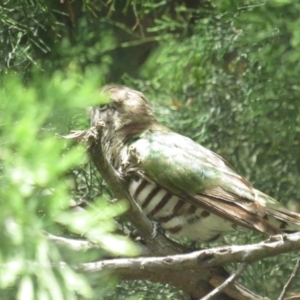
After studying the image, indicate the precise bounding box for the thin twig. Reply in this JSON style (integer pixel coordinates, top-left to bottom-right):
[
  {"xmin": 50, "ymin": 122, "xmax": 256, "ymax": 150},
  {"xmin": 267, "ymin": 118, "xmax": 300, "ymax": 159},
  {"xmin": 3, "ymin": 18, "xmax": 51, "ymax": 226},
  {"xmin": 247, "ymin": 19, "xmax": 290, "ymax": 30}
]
[
  {"xmin": 278, "ymin": 258, "xmax": 300, "ymax": 300},
  {"xmin": 46, "ymin": 233, "xmax": 100, "ymax": 251},
  {"xmin": 199, "ymin": 263, "xmax": 248, "ymax": 300}
]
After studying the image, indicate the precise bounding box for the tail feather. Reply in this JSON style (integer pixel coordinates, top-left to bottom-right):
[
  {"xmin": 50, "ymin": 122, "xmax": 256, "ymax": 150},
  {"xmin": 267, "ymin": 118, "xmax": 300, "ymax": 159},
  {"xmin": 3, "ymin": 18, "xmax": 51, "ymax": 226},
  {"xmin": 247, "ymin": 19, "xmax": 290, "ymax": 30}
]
[{"xmin": 256, "ymin": 190, "xmax": 300, "ymax": 232}]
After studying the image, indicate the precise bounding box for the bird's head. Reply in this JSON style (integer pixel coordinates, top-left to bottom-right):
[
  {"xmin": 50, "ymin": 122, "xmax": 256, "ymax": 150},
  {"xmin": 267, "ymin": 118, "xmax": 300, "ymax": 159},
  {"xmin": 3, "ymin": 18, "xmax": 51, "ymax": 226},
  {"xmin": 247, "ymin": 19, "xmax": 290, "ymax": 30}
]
[{"xmin": 89, "ymin": 85, "xmax": 158, "ymax": 138}]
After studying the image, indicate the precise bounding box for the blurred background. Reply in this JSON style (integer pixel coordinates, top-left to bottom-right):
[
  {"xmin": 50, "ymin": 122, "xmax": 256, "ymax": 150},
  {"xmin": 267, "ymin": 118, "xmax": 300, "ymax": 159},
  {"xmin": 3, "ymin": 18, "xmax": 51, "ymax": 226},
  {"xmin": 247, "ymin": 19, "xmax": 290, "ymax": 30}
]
[{"xmin": 1, "ymin": 0, "xmax": 300, "ymax": 299}]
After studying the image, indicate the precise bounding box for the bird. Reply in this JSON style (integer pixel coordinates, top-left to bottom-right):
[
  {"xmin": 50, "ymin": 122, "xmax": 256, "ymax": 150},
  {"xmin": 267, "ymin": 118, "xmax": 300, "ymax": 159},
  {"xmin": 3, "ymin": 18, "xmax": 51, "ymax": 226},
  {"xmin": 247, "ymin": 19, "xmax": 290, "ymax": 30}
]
[{"xmin": 89, "ymin": 85, "xmax": 300, "ymax": 242}]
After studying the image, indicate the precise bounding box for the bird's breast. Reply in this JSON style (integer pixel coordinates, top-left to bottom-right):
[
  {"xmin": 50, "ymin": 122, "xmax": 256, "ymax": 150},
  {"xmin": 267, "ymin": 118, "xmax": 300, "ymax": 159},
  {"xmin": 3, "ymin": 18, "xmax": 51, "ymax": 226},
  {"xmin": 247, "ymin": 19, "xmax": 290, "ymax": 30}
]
[{"xmin": 128, "ymin": 177, "xmax": 233, "ymax": 241}]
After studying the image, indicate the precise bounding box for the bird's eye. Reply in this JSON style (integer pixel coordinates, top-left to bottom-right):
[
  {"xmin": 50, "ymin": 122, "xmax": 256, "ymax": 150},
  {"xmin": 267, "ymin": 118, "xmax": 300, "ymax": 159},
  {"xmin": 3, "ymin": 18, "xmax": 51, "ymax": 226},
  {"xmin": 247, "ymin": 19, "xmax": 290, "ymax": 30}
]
[
  {"xmin": 99, "ymin": 104, "xmax": 108, "ymax": 111},
  {"xmin": 98, "ymin": 103, "xmax": 117, "ymax": 112}
]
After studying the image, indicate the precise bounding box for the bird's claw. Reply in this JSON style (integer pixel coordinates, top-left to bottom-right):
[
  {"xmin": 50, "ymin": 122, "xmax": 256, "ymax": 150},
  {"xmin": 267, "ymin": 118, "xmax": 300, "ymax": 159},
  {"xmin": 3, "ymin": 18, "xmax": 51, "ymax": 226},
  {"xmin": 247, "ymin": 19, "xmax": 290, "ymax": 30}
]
[
  {"xmin": 151, "ymin": 221, "xmax": 165, "ymax": 239},
  {"xmin": 267, "ymin": 233, "xmax": 288, "ymax": 243}
]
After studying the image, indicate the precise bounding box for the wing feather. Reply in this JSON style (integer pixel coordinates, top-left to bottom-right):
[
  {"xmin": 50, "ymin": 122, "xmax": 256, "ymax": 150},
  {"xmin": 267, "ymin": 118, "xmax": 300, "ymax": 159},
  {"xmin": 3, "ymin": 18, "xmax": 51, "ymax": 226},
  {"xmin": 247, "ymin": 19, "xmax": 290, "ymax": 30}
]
[
  {"xmin": 128, "ymin": 131, "xmax": 300, "ymax": 235},
  {"xmin": 186, "ymin": 193, "xmax": 279, "ymax": 235}
]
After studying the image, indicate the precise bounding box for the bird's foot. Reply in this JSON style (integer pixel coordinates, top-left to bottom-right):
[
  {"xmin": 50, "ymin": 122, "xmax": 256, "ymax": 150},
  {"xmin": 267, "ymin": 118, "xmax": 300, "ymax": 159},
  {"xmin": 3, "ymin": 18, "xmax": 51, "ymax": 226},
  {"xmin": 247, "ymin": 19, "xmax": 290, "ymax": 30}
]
[
  {"xmin": 151, "ymin": 221, "xmax": 165, "ymax": 239},
  {"xmin": 267, "ymin": 233, "xmax": 289, "ymax": 243}
]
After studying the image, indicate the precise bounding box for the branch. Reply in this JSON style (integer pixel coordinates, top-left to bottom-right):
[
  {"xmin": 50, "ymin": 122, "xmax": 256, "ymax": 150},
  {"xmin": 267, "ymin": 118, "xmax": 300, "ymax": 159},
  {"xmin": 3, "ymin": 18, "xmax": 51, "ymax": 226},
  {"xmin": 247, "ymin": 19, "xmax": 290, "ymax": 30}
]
[
  {"xmin": 74, "ymin": 233, "xmax": 300, "ymax": 300},
  {"xmin": 48, "ymin": 219, "xmax": 300, "ymax": 299},
  {"xmin": 200, "ymin": 263, "xmax": 248, "ymax": 300},
  {"xmin": 46, "ymin": 233, "xmax": 100, "ymax": 252},
  {"xmin": 278, "ymin": 258, "xmax": 300, "ymax": 300},
  {"xmin": 75, "ymin": 233, "xmax": 300, "ymax": 274},
  {"xmin": 46, "ymin": 232, "xmax": 155, "ymax": 257}
]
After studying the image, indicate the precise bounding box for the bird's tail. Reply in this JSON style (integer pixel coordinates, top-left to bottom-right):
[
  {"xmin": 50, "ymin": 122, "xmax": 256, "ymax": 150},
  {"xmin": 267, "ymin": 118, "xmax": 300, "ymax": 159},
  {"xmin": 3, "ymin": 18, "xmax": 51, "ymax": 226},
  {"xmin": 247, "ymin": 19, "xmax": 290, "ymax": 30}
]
[{"xmin": 256, "ymin": 189, "xmax": 300, "ymax": 232}]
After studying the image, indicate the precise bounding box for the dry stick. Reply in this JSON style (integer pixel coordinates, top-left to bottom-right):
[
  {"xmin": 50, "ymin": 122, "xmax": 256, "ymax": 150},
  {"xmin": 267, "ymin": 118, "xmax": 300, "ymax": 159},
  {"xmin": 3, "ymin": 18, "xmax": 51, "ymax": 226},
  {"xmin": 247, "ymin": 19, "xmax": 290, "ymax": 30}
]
[
  {"xmin": 46, "ymin": 233, "xmax": 100, "ymax": 252},
  {"xmin": 200, "ymin": 263, "xmax": 248, "ymax": 300},
  {"xmin": 278, "ymin": 258, "xmax": 300, "ymax": 300}
]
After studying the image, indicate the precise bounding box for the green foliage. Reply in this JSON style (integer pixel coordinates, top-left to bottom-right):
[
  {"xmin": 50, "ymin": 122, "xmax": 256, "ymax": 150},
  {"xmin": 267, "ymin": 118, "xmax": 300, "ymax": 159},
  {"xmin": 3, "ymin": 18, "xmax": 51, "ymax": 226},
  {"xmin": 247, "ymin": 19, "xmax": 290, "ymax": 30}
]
[{"xmin": 0, "ymin": 71, "xmax": 137, "ymax": 300}]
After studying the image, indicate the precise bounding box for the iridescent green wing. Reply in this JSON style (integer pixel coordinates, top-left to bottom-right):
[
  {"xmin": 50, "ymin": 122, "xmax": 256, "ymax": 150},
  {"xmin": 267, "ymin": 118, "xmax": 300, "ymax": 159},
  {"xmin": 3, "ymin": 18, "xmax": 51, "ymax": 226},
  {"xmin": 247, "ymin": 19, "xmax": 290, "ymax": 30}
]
[{"xmin": 129, "ymin": 131, "xmax": 300, "ymax": 234}]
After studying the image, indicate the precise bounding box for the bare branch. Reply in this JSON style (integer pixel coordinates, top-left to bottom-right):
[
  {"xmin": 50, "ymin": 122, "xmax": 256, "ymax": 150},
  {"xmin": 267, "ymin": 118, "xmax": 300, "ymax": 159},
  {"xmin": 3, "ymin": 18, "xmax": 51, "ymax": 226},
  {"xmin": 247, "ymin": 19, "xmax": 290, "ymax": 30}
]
[
  {"xmin": 278, "ymin": 258, "xmax": 300, "ymax": 300},
  {"xmin": 46, "ymin": 233, "xmax": 100, "ymax": 252},
  {"xmin": 46, "ymin": 232, "xmax": 154, "ymax": 257},
  {"xmin": 73, "ymin": 232, "xmax": 300, "ymax": 300},
  {"xmin": 199, "ymin": 233, "xmax": 300, "ymax": 268},
  {"xmin": 200, "ymin": 263, "xmax": 248, "ymax": 300},
  {"xmin": 75, "ymin": 233, "xmax": 300, "ymax": 274}
]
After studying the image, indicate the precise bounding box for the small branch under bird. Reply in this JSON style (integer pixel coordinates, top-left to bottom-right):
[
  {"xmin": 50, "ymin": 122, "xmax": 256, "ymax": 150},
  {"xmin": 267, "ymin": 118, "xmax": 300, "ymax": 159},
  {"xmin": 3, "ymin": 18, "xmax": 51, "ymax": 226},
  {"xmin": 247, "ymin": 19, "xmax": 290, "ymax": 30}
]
[{"xmin": 89, "ymin": 85, "xmax": 300, "ymax": 242}]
